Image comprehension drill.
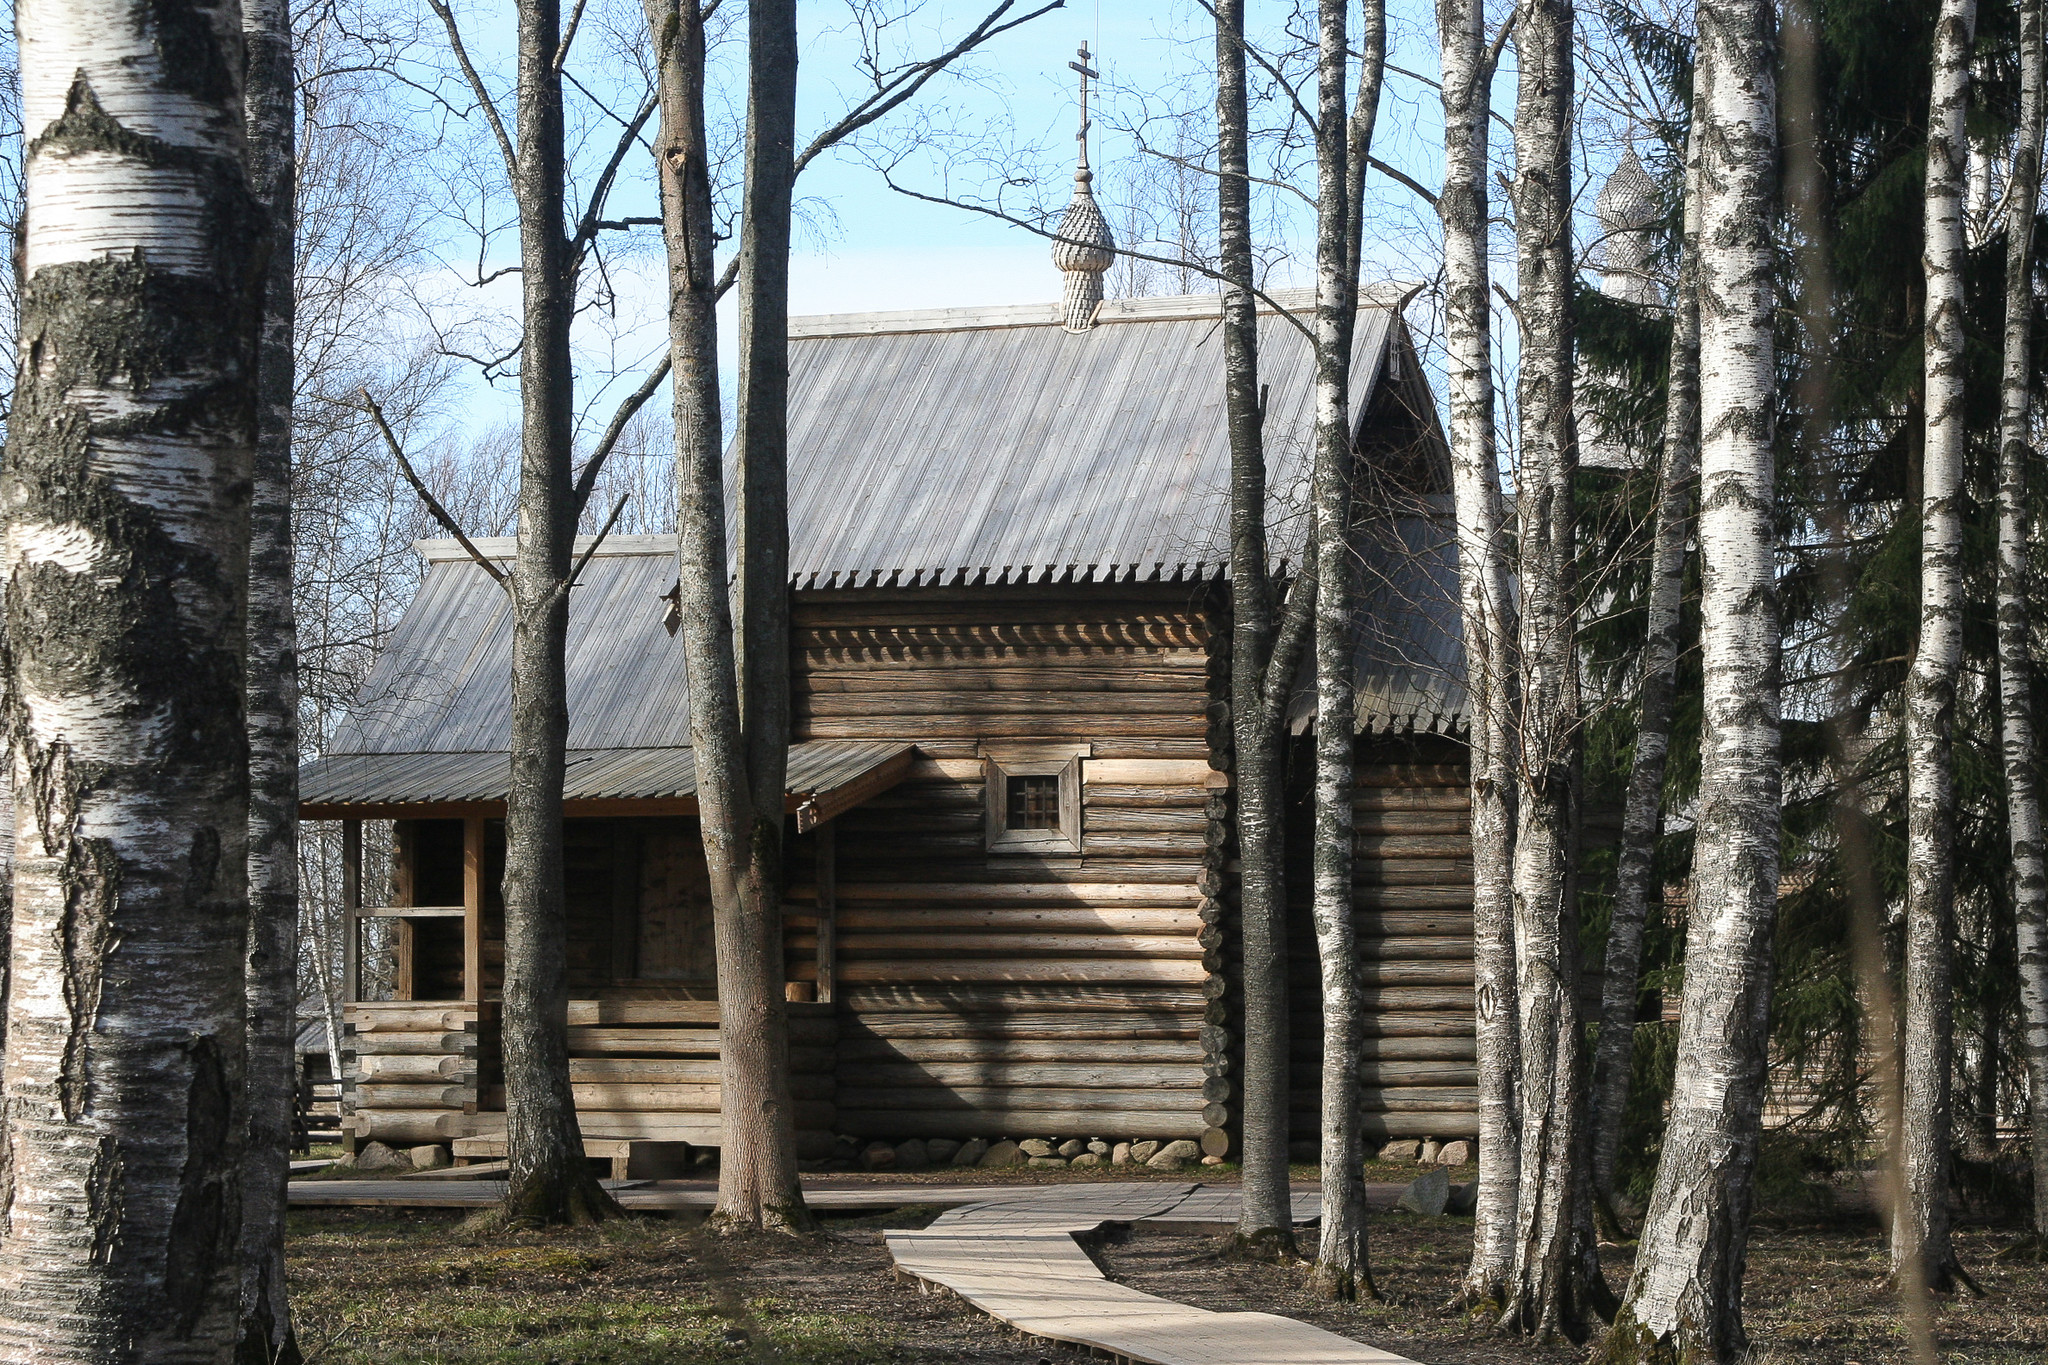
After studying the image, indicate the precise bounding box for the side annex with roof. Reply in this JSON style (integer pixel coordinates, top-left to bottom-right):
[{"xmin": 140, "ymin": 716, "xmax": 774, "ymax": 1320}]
[{"xmin": 302, "ymin": 289, "xmax": 1475, "ymax": 1169}]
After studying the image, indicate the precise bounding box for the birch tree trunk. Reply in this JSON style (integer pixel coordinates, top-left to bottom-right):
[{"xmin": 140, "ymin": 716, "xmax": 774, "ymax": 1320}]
[
  {"xmin": 1306, "ymin": 0, "xmax": 1374, "ymax": 1302},
  {"xmin": 1502, "ymin": 0, "xmax": 1600, "ymax": 1337},
  {"xmin": 0, "ymin": 0, "xmax": 260, "ymax": 1355},
  {"xmin": 1437, "ymin": 0, "xmax": 1521, "ymax": 1308},
  {"xmin": 1895, "ymin": 0, "xmax": 1977, "ymax": 1294},
  {"xmin": 1589, "ymin": 126, "xmax": 1700, "ymax": 1223},
  {"xmin": 1998, "ymin": 0, "xmax": 2048, "ymax": 1246},
  {"xmin": 240, "ymin": 0, "xmax": 304, "ymax": 1355},
  {"xmin": 1218, "ymin": 0, "xmax": 1296, "ymax": 1260},
  {"xmin": 501, "ymin": 0, "xmax": 618, "ymax": 1226},
  {"xmin": 1592, "ymin": 0, "xmax": 1780, "ymax": 1352}
]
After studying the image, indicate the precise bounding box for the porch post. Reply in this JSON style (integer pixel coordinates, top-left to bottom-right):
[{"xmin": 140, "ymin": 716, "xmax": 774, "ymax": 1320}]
[
  {"xmin": 463, "ymin": 815, "xmax": 485, "ymax": 1002},
  {"xmin": 341, "ymin": 818, "xmax": 362, "ymax": 1002},
  {"xmin": 815, "ymin": 820, "xmax": 836, "ymax": 1005}
]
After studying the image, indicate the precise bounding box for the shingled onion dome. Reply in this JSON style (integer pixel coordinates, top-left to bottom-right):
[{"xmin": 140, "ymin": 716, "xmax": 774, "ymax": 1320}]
[
  {"xmin": 1053, "ymin": 165, "xmax": 1115, "ymax": 332},
  {"xmin": 1596, "ymin": 145, "xmax": 1659, "ymax": 308}
]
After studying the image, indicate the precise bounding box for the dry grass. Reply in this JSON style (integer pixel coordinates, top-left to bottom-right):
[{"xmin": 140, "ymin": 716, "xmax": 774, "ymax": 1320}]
[{"xmin": 285, "ymin": 1183, "xmax": 2047, "ymax": 1364}]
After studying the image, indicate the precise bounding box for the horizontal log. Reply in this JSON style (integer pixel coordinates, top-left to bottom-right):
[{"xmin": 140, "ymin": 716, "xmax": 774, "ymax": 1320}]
[
  {"xmin": 820, "ymin": 882, "xmax": 1203, "ymax": 906},
  {"xmin": 353, "ymin": 1083, "xmax": 475, "ymax": 1110},
  {"xmin": 1349, "ymin": 887, "xmax": 1476, "ymax": 911},
  {"xmin": 1332, "ymin": 1061, "xmax": 1481, "ymax": 1085},
  {"xmin": 346, "ymin": 1006, "xmax": 475, "ymax": 1033},
  {"xmin": 1352, "ymin": 861, "xmax": 1475, "ymax": 886},
  {"xmin": 353, "ymin": 1054, "xmax": 471, "ymax": 1083},
  {"xmin": 1352, "ymin": 788, "xmax": 1470, "ymax": 811},
  {"xmin": 1354, "ymin": 936, "xmax": 1475, "ymax": 962},
  {"xmin": 569, "ymin": 1057, "xmax": 722, "ymax": 1084},
  {"xmin": 836, "ymin": 1086, "xmax": 1203, "ymax": 1113},
  {"xmin": 1083, "ymin": 759, "xmax": 1219, "ymax": 786},
  {"xmin": 1353, "ymin": 810, "xmax": 1470, "ymax": 836},
  {"xmin": 791, "ymin": 958, "xmax": 1206, "ymax": 984},
  {"xmin": 833, "ymin": 860, "xmax": 1201, "ymax": 885},
  {"xmin": 843, "ymin": 1011, "xmax": 1201, "ymax": 1041},
  {"xmin": 839, "ymin": 984, "xmax": 1207, "ymax": 1013},
  {"xmin": 1289, "ymin": 960, "xmax": 1475, "ymax": 986},
  {"xmin": 1085, "ymin": 808, "xmax": 1211, "ymax": 834},
  {"xmin": 342, "ymin": 1031, "xmax": 475, "ymax": 1056},
  {"xmin": 566, "ymin": 1027, "xmax": 718, "ymax": 1056},
  {"xmin": 545, "ymin": 1112, "xmax": 725, "ymax": 1143},
  {"xmin": 1290, "ymin": 1088, "xmax": 1480, "ymax": 1113},
  {"xmin": 827, "ymin": 908, "xmax": 1203, "ymax": 935},
  {"xmin": 837, "ymin": 810, "xmax": 983, "ymax": 836},
  {"xmin": 1355, "ymin": 764, "xmax": 1467, "ymax": 787},
  {"xmin": 1355, "ymin": 834, "xmax": 1471, "ymax": 860},
  {"xmin": 346, "ymin": 1110, "xmax": 498, "ymax": 1143},
  {"xmin": 1296, "ymin": 1011, "xmax": 1476, "ymax": 1039},
  {"xmin": 1079, "ymin": 832, "xmax": 1210, "ymax": 856},
  {"xmin": 789, "ymin": 931, "xmax": 1201, "ymax": 960},
  {"xmin": 1296, "ymin": 986, "xmax": 1476, "ymax": 1011},
  {"xmin": 1082, "ymin": 784, "xmax": 1210, "ymax": 807},
  {"xmin": 836, "ymin": 1037, "xmax": 1200, "ymax": 1064},
  {"xmin": 1293, "ymin": 1036, "xmax": 1477, "ymax": 1060},
  {"xmin": 1354, "ymin": 910, "xmax": 1477, "ymax": 936},
  {"xmin": 836, "ymin": 1061, "xmax": 1207, "ymax": 1091},
  {"xmin": 834, "ymin": 1109, "xmax": 1204, "ymax": 1141}
]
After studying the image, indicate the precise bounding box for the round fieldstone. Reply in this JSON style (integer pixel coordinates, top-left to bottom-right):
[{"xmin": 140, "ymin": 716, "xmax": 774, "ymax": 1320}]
[
  {"xmin": 1027, "ymin": 1156, "xmax": 1069, "ymax": 1170},
  {"xmin": 861, "ymin": 1141, "xmax": 897, "ymax": 1171},
  {"xmin": 1018, "ymin": 1138, "xmax": 1056, "ymax": 1158},
  {"xmin": 1378, "ymin": 1139, "xmax": 1421, "ymax": 1163},
  {"xmin": 894, "ymin": 1139, "xmax": 930, "ymax": 1172},
  {"xmin": 979, "ymin": 1139, "xmax": 1026, "ymax": 1168},
  {"xmin": 1070, "ymin": 1152, "xmax": 1103, "ymax": 1168},
  {"xmin": 1086, "ymin": 1140, "xmax": 1110, "ymax": 1157},
  {"xmin": 952, "ymin": 1138, "xmax": 988, "ymax": 1167},
  {"xmin": 1437, "ymin": 1139, "xmax": 1472, "ymax": 1166},
  {"xmin": 1129, "ymin": 1140, "xmax": 1161, "ymax": 1164},
  {"xmin": 355, "ymin": 1141, "xmax": 410, "ymax": 1173},
  {"xmin": 1395, "ymin": 1166, "xmax": 1451, "ymax": 1217},
  {"xmin": 1111, "ymin": 1142, "xmax": 1133, "ymax": 1166},
  {"xmin": 926, "ymin": 1138, "xmax": 962, "ymax": 1163},
  {"xmin": 1146, "ymin": 1138, "xmax": 1200, "ymax": 1170}
]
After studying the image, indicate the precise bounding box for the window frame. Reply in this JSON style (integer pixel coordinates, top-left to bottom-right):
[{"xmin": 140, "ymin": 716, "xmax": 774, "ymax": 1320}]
[{"xmin": 981, "ymin": 743, "xmax": 1087, "ymax": 853}]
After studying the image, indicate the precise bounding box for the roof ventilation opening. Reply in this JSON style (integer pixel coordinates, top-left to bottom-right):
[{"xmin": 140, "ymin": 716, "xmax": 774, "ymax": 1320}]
[{"xmin": 1053, "ymin": 42, "xmax": 1115, "ymax": 333}]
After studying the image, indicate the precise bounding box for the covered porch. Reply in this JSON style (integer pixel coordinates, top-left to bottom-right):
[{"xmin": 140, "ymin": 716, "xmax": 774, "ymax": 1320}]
[{"xmin": 299, "ymin": 738, "xmax": 916, "ymax": 1159}]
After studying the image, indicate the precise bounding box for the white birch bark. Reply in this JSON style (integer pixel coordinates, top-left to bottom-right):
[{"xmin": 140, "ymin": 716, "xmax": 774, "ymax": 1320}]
[
  {"xmin": 0, "ymin": 0, "xmax": 259, "ymax": 1356},
  {"xmin": 1590, "ymin": 128, "xmax": 1700, "ymax": 1218},
  {"xmin": 1437, "ymin": 0, "xmax": 1521, "ymax": 1307},
  {"xmin": 240, "ymin": 0, "xmax": 303, "ymax": 1354},
  {"xmin": 1307, "ymin": 0, "xmax": 1372, "ymax": 1301},
  {"xmin": 1895, "ymin": 0, "xmax": 1977, "ymax": 1294},
  {"xmin": 1995, "ymin": 0, "xmax": 2048, "ymax": 1245},
  {"xmin": 1502, "ymin": 0, "xmax": 1601, "ymax": 1337},
  {"xmin": 1593, "ymin": 0, "xmax": 1780, "ymax": 1352}
]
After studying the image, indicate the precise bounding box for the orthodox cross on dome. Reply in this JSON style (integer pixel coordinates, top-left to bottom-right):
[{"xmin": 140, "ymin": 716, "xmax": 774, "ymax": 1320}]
[
  {"xmin": 1052, "ymin": 40, "xmax": 1115, "ymax": 333},
  {"xmin": 1070, "ymin": 41, "xmax": 1098, "ymax": 170}
]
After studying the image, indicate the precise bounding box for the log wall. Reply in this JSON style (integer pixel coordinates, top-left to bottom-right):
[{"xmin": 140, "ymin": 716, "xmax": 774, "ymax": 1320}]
[
  {"xmin": 787, "ymin": 582, "xmax": 1228, "ymax": 1145},
  {"xmin": 342, "ymin": 999, "xmax": 838, "ymax": 1158},
  {"xmin": 1286, "ymin": 745, "xmax": 1478, "ymax": 1145}
]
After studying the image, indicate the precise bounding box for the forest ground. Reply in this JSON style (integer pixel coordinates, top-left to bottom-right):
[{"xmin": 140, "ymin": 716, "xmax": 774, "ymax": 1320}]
[{"xmin": 287, "ymin": 1164, "xmax": 2048, "ymax": 1364}]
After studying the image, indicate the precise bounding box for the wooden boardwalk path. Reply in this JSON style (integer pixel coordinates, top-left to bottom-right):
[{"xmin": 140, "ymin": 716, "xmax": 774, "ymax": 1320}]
[{"xmin": 886, "ymin": 1183, "xmax": 1418, "ymax": 1365}]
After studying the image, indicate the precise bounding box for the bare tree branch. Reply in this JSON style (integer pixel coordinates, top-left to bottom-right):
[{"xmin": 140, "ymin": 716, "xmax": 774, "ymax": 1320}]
[
  {"xmin": 426, "ymin": 0, "xmax": 518, "ymax": 185},
  {"xmin": 569, "ymin": 492, "xmax": 631, "ymax": 587},
  {"xmin": 573, "ymin": 357, "xmax": 673, "ymax": 513},
  {"xmin": 571, "ymin": 93, "xmax": 662, "ymax": 258},
  {"xmin": 792, "ymin": 0, "xmax": 1068, "ymax": 180},
  {"xmin": 555, "ymin": 0, "xmax": 591, "ymax": 74},
  {"xmin": 358, "ymin": 385, "xmax": 509, "ymax": 587}
]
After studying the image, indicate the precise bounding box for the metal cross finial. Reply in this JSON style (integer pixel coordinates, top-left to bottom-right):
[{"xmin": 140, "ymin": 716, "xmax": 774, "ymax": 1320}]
[{"xmin": 1069, "ymin": 41, "xmax": 1099, "ymax": 172}]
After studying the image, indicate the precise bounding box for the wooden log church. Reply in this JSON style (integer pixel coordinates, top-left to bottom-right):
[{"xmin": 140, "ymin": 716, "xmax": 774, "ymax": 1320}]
[{"xmin": 302, "ymin": 276, "xmax": 1473, "ymax": 1168}]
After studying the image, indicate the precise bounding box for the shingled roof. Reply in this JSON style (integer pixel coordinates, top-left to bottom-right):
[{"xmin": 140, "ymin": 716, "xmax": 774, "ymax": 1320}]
[{"xmin": 307, "ymin": 288, "xmax": 1465, "ymax": 806}]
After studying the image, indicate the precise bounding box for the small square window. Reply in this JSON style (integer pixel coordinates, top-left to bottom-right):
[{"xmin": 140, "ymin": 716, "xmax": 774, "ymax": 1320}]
[
  {"xmin": 1006, "ymin": 775, "xmax": 1061, "ymax": 830},
  {"xmin": 982, "ymin": 747, "xmax": 1085, "ymax": 852}
]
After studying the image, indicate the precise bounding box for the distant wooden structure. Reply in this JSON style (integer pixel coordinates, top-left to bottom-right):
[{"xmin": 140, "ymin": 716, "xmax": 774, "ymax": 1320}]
[{"xmin": 301, "ymin": 289, "xmax": 1471, "ymax": 1162}]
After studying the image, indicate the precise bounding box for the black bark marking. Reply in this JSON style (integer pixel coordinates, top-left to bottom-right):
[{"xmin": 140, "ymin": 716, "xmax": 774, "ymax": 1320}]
[
  {"xmin": 57, "ymin": 841, "xmax": 119, "ymax": 1121},
  {"xmin": 86, "ymin": 1133, "xmax": 123, "ymax": 1266},
  {"xmin": 0, "ymin": 1122, "xmax": 14, "ymax": 1237},
  {"xmin": 166, "ymin": 1035, "xmax": 234, "ymax": 1337},
  {"xmin": 147, "ymin": 0, "xmax": 239, "ymax": 105}
]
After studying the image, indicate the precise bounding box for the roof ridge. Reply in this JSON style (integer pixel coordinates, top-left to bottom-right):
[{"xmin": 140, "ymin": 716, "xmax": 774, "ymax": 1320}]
[{"xmin": 787, "ymin": 283, "xmax": 1417, "ymax": 340}]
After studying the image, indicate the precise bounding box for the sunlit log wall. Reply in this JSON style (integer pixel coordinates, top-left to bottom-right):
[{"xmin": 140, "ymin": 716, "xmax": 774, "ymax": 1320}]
[{"xmin": 785, "ymin": 580, "xmax": 1226, "ymax": 1144}]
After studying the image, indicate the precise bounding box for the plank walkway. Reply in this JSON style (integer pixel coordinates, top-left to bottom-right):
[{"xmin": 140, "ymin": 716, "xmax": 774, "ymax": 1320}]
[{"xmin": 886, "ymin": 1182, "xmax": 1418, "ymax": 1365}]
